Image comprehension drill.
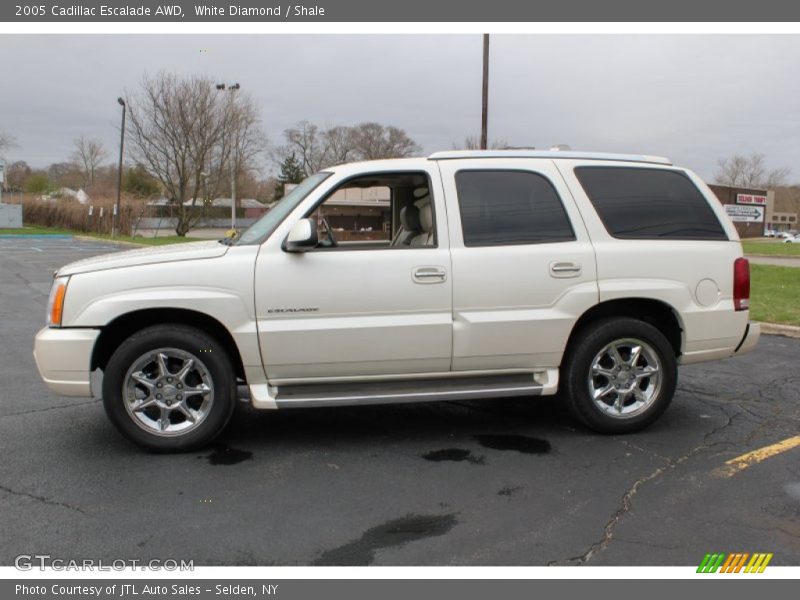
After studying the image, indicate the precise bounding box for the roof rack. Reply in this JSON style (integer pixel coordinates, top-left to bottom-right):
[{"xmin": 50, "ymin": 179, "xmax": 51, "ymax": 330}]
[{"xmin": 427, "ymin": 150, "xmax": 672, "ymax": 166}]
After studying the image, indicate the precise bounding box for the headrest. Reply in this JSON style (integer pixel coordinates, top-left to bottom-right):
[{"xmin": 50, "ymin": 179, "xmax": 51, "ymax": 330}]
[
  {"xmin": 400, "ymin": 204, "xmax": 421, "ymax": 231},
  {"xmin": 418, "ymin": 202, "xmax": 433, "ymax": 233},
  {"xmin": 413, "ymin": 187, "xmax": 429, "ymax": 200}
]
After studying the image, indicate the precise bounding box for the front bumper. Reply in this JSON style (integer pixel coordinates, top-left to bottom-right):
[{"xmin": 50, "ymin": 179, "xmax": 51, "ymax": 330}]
[{"xmin": 33, "ymin": 327, "xmax": 100, "ymax": 397}]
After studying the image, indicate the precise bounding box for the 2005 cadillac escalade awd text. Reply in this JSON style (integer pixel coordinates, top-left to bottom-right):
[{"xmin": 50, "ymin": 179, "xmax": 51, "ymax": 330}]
[{"xmin": 33, "ymin": 150, "xmax": 760, "ymax": 451}]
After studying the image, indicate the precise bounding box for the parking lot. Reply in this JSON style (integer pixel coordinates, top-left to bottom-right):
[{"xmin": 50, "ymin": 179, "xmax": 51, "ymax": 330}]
[{"xmin": 1, "ymin": 235, "xmax": 798, "ymax": 566}]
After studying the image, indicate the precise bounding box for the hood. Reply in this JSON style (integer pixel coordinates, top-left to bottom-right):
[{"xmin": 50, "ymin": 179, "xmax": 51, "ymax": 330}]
[{"xmin": 58, "ymin": 240, "xmax": 230, "ymax": 276}]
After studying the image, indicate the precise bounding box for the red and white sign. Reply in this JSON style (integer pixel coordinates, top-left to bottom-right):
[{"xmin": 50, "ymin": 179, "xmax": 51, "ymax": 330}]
[{"xmin": 736, "ymin": 193, "xmax": 767, "ymax": 205}]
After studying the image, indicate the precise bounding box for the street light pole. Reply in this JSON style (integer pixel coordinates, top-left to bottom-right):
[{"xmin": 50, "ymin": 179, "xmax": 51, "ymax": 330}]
[
  {"xmin": 230, "ymin": 159, "xmax": 236, "ymax": 232},
  {"xmin": 114, "ymin": 97, "xmax": 126, "ymax": 238},
  {"xmin": 216, "ymin": 82, "xmax": 240, "ymax": 233}
]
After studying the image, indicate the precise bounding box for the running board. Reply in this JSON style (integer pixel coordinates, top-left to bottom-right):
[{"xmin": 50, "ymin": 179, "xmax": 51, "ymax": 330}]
[{"xmin": 248, "ymin": 371, "xmax": 558, "ymax": 410}]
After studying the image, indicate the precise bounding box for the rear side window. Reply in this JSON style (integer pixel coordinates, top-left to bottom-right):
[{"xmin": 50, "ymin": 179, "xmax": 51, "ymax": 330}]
[
  {"xmin": 574, "ymin": 167, "xmax": 727, "ymax": 240},
  {"xmin": 455, "ymin": 170, "xmax": 575, "ymax": 246}
]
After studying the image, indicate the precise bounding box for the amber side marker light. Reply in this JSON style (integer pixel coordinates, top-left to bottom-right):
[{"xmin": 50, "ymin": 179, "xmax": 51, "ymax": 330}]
[{"xmin": 47, "ymin": 277, "xmax": 69, "ymax": 327}]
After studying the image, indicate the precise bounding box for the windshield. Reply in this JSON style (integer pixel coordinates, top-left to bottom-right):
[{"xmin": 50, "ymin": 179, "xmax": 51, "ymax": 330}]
[{"xmin": 235, "ymin": 172, "xmax": 331, "ymax": 245}]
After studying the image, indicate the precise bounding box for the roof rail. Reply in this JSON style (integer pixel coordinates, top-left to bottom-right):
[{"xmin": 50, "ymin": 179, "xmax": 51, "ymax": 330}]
[{"xmin": 427, "ymin": 150, "xmax": 672, "ymax": 166}]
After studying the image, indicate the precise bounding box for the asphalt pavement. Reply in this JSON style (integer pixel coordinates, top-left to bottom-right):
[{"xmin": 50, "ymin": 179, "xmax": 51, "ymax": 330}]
[{"xmin": 1, "ymin": 236, "xmax": 798, "ymax": 566}]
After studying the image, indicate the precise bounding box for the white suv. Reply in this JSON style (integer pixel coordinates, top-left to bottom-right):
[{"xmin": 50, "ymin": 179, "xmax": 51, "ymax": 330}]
[{"xmin": 34, "ymin": 150, "xmax": 760, "ymax": 451}]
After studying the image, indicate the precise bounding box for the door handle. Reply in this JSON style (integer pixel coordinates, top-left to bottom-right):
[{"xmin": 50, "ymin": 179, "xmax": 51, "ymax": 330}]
[
  {"xmin": 550, "ymin": 261, "xmax": 582, "ymax": 278},
  {"xmin": 413, "ymin": 266, "xmax": 447, "ymax": 284}
]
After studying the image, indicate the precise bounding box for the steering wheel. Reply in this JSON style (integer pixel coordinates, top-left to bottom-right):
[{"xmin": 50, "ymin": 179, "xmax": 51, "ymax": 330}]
[{"xmin": 320, "ymin": 218, "xmax": 338, "ymax": 248}]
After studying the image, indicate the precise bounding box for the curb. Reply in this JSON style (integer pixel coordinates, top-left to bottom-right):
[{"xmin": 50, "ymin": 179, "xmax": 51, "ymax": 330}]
[
  {"xmin": 760, "ymin": 322, "xmax": 800, "ymax": 339},
  {"xmin": 0, "ymin": 234, "xmax": 73, "ymax": 239},
  {"xmin": 746, "ymin": 254, "xmax": 800, "ymax": 259},
  {"xmin": 73, "ymin": 235, "xmax": 145, "ymax": 247}
]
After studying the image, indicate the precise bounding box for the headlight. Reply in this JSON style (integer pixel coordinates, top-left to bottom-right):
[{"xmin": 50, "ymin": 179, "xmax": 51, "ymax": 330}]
[{"xmin": 46, "ymin": 276, "xmax": 70, "ymax": 327}]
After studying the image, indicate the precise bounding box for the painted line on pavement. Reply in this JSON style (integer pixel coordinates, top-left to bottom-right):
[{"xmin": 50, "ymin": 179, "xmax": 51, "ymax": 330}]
[{"xmin": 714, "ymin": 435, "xmax": 800, "ymax": 477}]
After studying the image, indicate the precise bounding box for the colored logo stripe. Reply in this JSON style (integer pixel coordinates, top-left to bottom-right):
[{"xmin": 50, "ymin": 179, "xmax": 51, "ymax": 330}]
[
  {"xmin": 745, "ymin": 553, "xmax": 773, "ymax": 573},
  {"xmin": 697, "ymin": 553, "xmax": 773, "ymax": 573},
  {"xmin": 697, "ymin": 553, "xmax": 725, "ymax": 573}
]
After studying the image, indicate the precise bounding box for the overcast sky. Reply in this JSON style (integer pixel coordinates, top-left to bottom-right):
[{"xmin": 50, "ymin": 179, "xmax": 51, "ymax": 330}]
[{"xmin": 1, "ymin": 34, "xmax": 799, "ymax": 181}]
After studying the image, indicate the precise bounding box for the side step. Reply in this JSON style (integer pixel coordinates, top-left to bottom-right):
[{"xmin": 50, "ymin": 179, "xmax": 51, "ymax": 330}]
[{"xmin": 248, "ymin": 373, "xmax": 556, "ymax": 410}]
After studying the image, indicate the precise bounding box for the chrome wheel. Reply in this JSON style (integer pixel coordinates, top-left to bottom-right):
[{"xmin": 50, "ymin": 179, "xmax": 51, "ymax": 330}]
[
  {"xmin": 123, "ymin": 348, "xmax": 214, "ymax": 437},
  {"xmin": 587, "ymin": 337, "xmax": 662, "ymax": 419}
]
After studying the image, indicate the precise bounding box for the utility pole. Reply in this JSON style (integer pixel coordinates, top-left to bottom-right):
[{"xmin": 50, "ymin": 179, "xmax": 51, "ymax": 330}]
[
  {"xmin": 481, "ymin": 34, "xmax": 489, "ymax": 150},
  {"xmin": 113, "ymin": 97, "xmax": 126, "ymax": 238}
]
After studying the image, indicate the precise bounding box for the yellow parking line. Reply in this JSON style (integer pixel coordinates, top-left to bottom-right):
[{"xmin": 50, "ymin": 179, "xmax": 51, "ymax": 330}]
[{"xmin": 714, "ymin": 435, "xmax": 800, "ymax": 478}]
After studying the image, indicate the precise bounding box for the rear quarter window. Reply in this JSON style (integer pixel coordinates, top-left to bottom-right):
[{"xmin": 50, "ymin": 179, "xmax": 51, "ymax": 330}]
[{"xmin": 574, "ymin": 167, "xmax": 728, "ymax": 240}]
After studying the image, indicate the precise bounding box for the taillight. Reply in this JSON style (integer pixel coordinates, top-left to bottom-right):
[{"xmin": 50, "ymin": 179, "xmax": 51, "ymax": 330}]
[{"xmin": 733, "ymin": 258, "xmax": 750, "ymax": 311}]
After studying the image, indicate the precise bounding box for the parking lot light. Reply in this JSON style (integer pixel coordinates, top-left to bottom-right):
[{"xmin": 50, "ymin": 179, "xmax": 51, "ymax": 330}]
[{"xmin": 215, "ymin": 82, "xmax": 240, "ymax": 231}]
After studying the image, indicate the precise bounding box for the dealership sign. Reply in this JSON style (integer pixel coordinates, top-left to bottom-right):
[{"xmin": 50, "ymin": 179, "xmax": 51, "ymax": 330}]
[
  {"xmin": 725, "ymin": 204, "xmax": 764, "ymax": 223},
  {"xmin": 736, "ymin": 193, "xmax": 767, "ymax": 205}
]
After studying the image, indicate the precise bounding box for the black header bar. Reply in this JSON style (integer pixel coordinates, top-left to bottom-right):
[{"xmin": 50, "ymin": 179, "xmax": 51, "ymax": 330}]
[{"xmin": 4, "ymin": 0, "xmax": 800, "ymax": 22}]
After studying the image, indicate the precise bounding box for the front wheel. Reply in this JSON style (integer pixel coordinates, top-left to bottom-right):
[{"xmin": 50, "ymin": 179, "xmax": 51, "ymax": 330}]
[
  {"xmin": 102, "ymin": 325, "xmax": 237, "ymax": 452},
  {"xmin": 562, "ymin": 318, "xmax": 677, "ymax": 434}
]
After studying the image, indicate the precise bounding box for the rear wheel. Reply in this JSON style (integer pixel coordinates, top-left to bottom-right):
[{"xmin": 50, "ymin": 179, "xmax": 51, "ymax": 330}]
[
  {"xmin": 102, "ymin": 325, "xmax": 236, "ymax": 452},
  {"xmin": 562, "ymin": 318, "xmax": 677, "ymax": 433}
]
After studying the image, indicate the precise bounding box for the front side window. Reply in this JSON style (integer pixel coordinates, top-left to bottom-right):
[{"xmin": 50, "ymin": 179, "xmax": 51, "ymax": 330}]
[
  {"xmin": 304, "ymin": 171, "xmax": 436, "ymax": 250},
  {"xmin": 574, "ymin": 167, "xmax": 728, "ymax": 240},
  {"xmin": 454, "ymin": 170, "xmax": 575, "ymax": 247}
]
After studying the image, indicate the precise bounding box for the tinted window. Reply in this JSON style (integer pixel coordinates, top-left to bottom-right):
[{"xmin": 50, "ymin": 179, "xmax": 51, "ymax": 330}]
[
  {"xmin": 455, "ymin": 170, "xmax": 575, "ymax": 246},
  {"xmin": 574, "ymin": 167, "xmax": 727, "ymax": 240}
]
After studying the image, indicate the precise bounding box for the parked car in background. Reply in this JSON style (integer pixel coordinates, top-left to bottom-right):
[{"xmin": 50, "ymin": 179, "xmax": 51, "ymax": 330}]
[
  {"xmin": 764, "ymin": 229, "xmax": 780, "ymax": 238},
  {"xmin": 34, "ymin": 150, "xmax": 760, "ymax": 451}
]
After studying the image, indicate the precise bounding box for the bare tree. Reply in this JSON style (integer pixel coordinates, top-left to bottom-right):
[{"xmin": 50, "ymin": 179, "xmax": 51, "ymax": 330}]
[
  {"xmin": 224, "ymin": 92, "xmax": 268, "ymax": 209},
  {"xmin": 452, "ymin": 136, "xmax": 510, "ymax": 150},
  {"xmin": 277, "ymin": 121, "xmax": 420, "ymax": 175},
  {"xmin": 71, "ymin": 136, "xmax": 108, "ymax": 187},
  {"xmin": 5, "ymin": 160, "xmax": 31, "ymax": 191},
  {"xmin": 279, "ymin": 121, "xmax": 324, "ymax": 175},
  {"xmin": 714, "ymin": 152, "xmax": 790, "ymax": 189},
  {"xmin": 48, "ymin": 162, "xmax": 84, "ymax": 189},
  {"xmin": 350, "ymin": 122, "xmax": 420, "ymax": 160},
  {"xmin": 320, "ymin": 125, "xmax": 358, "ymax": 167},
  {"xmin": 125, "ymin": 72, "xmax": 266, "ymax": 235},
  {"xmin": 0, "ymin": 131, "xmax": 16, "ymax": 163}
]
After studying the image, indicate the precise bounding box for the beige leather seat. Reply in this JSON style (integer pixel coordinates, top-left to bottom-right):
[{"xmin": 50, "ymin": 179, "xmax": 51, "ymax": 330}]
[
  {"xmin": 409, "ymin": 201, "xmax": 434, "ymax": 246},
  {"xmin": 392, "ymin": 204, "xmax": 422, "ymax": 246}
]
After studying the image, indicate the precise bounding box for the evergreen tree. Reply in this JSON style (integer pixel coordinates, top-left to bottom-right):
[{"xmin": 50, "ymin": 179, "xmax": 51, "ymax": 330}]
[{"xmin": 274, "ymin": 153, "xmax": 305, "ymax": 200}]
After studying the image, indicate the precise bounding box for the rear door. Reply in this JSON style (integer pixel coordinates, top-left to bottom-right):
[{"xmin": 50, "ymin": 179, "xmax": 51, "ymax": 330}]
[{"xmin": 437, "ymin": 158, "xmax": 598, "ymax": 371}]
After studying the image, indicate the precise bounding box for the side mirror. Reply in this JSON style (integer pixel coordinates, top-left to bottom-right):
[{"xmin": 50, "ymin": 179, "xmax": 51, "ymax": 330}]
[{"xmin": 283, "ymin": 218, "xmax": 318, "ymax": 252}]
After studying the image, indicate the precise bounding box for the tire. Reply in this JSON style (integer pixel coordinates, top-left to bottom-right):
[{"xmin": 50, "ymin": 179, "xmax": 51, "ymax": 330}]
[
  {"xmin": 562, "ymin": 318, "xmax": 677, "ymax": 434},
  {"xmin": 102, "ymin": 324, "xmax": 237, "ymax": 452}
]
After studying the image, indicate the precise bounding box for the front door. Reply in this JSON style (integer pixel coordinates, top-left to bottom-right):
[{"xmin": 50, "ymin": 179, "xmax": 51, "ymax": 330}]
[{"xmin": 254, "ymin": 167, "xmax": 453, "ymax": 381}]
